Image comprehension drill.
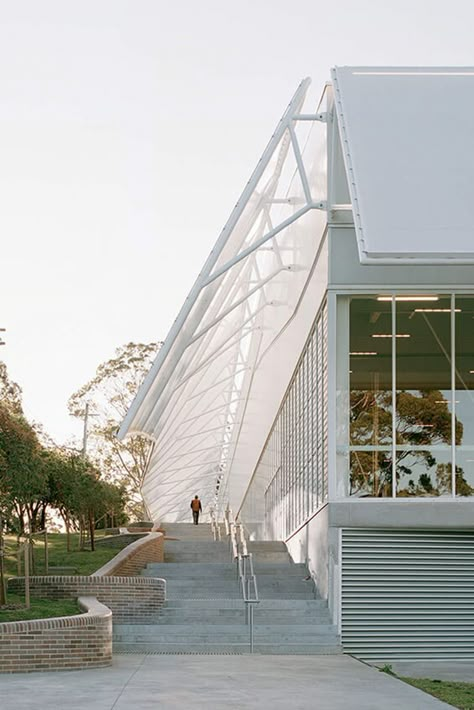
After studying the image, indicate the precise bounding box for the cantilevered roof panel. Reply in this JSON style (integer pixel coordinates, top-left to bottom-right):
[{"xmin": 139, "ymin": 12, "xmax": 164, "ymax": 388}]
[
  {"xmin": 332, "ymin": 66, "xmax": 474, "ymax": 263},
  {"xmin": 118, "ymin": 79, "xmax": 328, "ymax": 521}
]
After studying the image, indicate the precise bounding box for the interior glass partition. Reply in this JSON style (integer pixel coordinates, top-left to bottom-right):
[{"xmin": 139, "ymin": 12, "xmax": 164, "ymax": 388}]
[{"xmin": 342, "ymin": 293, "xmax": 474, "ymax": 497}]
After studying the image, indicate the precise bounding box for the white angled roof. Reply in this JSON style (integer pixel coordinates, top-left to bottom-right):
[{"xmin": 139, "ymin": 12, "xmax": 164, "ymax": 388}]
[
  {"xmin": 332, "ymin": 66, "xmax": 474, "ymax": 263},
  {"xmin": 118, "ymin": 78, "xmax": 328, "ymax": 521},
  {"xmin": 120, "ymin": 67, "xmax": 474, "ymax": 522}
]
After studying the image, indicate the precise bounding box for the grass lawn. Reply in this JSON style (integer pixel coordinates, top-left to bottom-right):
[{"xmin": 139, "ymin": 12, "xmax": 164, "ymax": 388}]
[
  {"xmin": 0, "ymin": 594, "xmax": 81, "ymax": 623},
  {"xmin": 402, "ymin": 677, "xmax": 474, "ymax": 709},
  {"xmin": 1, "ymin": 532, "xmax": 121, "ymax": 623},
  {"xmin": 3, "ymin": 532, "xmax": 120, "ymax": 579}
]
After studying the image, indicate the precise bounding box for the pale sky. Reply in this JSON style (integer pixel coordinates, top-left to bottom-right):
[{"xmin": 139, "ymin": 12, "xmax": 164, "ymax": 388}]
[{"xmin": 1, "ymin": 0, "xmax": 474, "ymax": 444}]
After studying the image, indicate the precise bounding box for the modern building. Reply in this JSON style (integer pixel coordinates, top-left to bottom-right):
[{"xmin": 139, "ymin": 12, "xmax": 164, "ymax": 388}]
[{"xmin": 119, "ymin": 67, "xmax": 474, "ymax": 660}]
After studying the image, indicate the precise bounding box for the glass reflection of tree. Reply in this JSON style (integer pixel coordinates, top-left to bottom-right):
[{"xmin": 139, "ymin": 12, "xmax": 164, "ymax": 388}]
[
  {"xmin": 350, "ymin": 389, "xmax": 474, "ymax": 496},
  {"xmin": 350, "ymin": 387, "xmax": 392, "ymax": 496}
]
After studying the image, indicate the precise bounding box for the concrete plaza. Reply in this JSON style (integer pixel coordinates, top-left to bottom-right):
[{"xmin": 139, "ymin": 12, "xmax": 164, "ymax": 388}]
[{"xmin": 0, "ymin": 654, "xmax": 453, "ymax": 709}]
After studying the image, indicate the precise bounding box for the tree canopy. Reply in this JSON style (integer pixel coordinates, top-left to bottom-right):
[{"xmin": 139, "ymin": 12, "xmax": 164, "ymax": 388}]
[
  {"xmin": 0, "ymin": 362, "xmax": 128, "ymax": 539},
  {"xmin": 68, "ymin": 342, "xmax": 162, "ymax": 516}
]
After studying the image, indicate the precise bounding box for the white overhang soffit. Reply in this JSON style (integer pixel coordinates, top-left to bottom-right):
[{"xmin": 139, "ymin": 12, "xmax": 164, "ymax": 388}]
[
  {"xmin": 118, "ymin": 77, "xmax": 328, "ymax": 521},
  {"xmin": 332, "ymin": 66, "xmax": 474, "ymax": 264}
]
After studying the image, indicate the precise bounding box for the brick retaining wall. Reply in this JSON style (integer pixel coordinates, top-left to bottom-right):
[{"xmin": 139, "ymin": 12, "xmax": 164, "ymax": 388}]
[
  {"xmin": 8, "ymin": 574, "xmax": 166, "ymax": 623},
  {"xmin": 93, "ymin": 531, "xmax": 164, "ymax": 576},
  {"xmin": 0, "ymin": 597, "xmax": 112, "ymax": 673},
  {"xmin": 2, "ymin": 531, "xmax": 166, "ymax": 672}
]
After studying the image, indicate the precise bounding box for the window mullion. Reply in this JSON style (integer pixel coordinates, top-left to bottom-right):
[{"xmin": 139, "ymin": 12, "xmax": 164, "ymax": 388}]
[
  {"xmin": 392, "ymin": 295, "xmax": 397, "ymax": 498},
  {"xmin": 451, "ymin": 293, "xmax": 456, "ymax": 497}
]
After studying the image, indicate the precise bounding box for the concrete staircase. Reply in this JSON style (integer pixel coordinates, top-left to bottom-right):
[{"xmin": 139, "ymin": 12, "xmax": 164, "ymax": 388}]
[{"xmin": 113, "ymin": 523, "xmax": 342, "ymax": 654}]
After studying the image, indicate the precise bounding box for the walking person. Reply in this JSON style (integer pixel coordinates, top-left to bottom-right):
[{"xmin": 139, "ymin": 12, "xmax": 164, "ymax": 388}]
[{"xmin": 191, "ymin": 495, "xmax": 202, "ymax": 525}]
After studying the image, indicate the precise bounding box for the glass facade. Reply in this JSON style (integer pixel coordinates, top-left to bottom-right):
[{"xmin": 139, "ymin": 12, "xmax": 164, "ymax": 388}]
[
  {"xmin": 340, "ymin": 294, "xmax": 474, "ymax": 498},
  {"xmin": 262, "ymin": 302, "xmax": 328, "ymax": 539}
]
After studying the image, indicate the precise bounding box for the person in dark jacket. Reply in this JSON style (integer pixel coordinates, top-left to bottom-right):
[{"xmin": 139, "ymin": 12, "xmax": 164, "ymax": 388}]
[{"xmin": 191, "ymin": 495, "xmax": 202, "ymax": 524}]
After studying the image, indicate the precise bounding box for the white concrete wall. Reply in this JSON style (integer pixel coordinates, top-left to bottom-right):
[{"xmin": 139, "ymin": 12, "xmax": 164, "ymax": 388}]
[
  {"xmin": 329, "ymin": 498, "xmax": 474, "ymax": 528},
  {"xmin": 285, "ymin": 507, "xmax": 329, "ymax": 601},
  {"xmin": 329, "ymin": 227, "xmax": 474, "ymax": 287}
]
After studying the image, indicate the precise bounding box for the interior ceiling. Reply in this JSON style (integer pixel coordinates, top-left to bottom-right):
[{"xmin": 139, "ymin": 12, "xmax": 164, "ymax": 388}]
[{"xmin": 350, "ymin": 297, "xmax": 474, "ymax": 390}]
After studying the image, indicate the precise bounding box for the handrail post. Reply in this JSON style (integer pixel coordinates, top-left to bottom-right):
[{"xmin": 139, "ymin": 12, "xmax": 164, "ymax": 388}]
[
  {"xmin": 44, "ymin": 529, "xmax": 48, "ymax": 574},
  {"xmin": 24, "ymin": 541, "xmax": 30, "ymax": 610},
  {"xmin": 249, "ymin": 602, "xmax": 254, "ymax": 653}
]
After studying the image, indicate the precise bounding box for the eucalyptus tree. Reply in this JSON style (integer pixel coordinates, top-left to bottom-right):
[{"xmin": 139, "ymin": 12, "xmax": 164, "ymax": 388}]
[{"xmin": 68, "ymin": 342, "xmax": 161, "ymax": 517}]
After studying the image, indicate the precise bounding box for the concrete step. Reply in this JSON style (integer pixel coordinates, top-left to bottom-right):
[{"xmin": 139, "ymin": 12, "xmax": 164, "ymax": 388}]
[
  {"xmin": 144, "ymin": 563, "xmax": 307, "ymax": 577},
  {"xmin": 248, "ymin": 554, "xmax": 292, "ymax": 564},
  {"xmin": 163, "ymin": 542, "xmax": 228, "ymax": 550},
  {"xmin": 156, "ymin": 609, "xmax": 332, "ymax": 624},
  {"xmin": 167, "ymin": 592, "xmax": 242, "ymax": 600},
  {"xmin": 163, "ymin": 551, "xmax": 228, "ymax": 556},
  {"xmin": 164, "ymin": 587, "xmax": 314, "ymax": 599},
  {"xmin": 164, "ymin": 557, "xmax": 231, "ymax": 564},
  {"xmin": 164, "ymin": 535, "xmax": 215, "ymax": 542},
  {"xmin": 163, "ymin": 524, "xmax": 213, "ymax": 530},
  {"xmin": 246, "ymin": 544, "xmax": 290, "ymax": 551},
  {"xmin": 114, "ymin": 623, "xmax": 337, "ymax": 638},
  {"xmin": 114, "ymin": 634, "xmax": 340, "ymax": 645},
  {"xmin": 163, "ymin": 598, "xmax": 327, "ymax": 609},
  {"xmin": 166, "ymin": 577, "xmax": 314, "ymax": 599},
  {"xmin": 253, "ymin": 592, "xmax": 316, "ymax": 600},
  {"xmin": 113, "ymin": 641, "xmax": 342, "ymax": 655},
  {"xmin": 163, "ymin": 555, "xmax": 292, "ymax": 565}
]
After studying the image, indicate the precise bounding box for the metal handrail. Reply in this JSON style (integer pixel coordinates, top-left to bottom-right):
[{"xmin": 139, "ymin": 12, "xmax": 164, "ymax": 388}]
[
  {"xmin": 230, "ymin": 523, "xmax": 239, "ymax": 560},
  {"xmin": 224, "ymin": 504, "xmax": 259, "ymax": 652}
]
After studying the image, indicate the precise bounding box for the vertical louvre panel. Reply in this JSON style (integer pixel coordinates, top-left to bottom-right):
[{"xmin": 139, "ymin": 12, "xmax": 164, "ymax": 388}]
[
  {"xmin": 341, "ymin": 528, "xmax": 474, "ymax": 660},
  {"xmin": 258, "ymin": 300, "xmax": 328, "ymax": 539}
]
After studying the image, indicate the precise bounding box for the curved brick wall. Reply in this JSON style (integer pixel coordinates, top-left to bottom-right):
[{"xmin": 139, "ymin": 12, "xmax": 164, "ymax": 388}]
[
  {"xmin": 8, "ymin": 574, "xmax": 166, "ymax": 623},
  {"xmin": 2, "ymin": 531, "xmax": 166, "ymax": 672},
  {"xmin": 93, "ymin": 531, "xmax": 164, "ymax": 576},
  {"xmin": 0, "ymin": 596, "xmax": 112, "ymax": 673}
]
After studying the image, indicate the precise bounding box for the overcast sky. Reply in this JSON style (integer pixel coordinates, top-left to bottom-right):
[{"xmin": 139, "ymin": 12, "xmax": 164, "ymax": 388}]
[{"xmin": 1, "ymin": 0, "xmax": 474, "ymax": 444}]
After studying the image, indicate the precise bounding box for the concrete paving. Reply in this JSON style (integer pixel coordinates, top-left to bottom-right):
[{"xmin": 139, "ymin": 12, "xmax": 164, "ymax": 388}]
[{"xmin": 0, "ymin": 654, "xmax": 452, "ymax": 709}]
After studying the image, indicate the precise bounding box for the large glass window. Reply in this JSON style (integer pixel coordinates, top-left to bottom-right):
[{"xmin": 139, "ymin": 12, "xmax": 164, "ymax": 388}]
[{"xmin": 344, "ymin": 293, "xmax": 473, "ymax": 498}]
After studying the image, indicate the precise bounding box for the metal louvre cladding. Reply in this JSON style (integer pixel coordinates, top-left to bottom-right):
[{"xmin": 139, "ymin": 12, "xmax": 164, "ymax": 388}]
[{"xmin": 341, "ymin": 528, "xmax": 474, "ymax": 660}]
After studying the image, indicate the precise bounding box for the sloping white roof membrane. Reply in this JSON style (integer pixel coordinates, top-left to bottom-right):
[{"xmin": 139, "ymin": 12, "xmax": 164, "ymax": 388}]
[
  {"xmin": 120, "ymin": 68, "xmax": 474, "ymax": 522},
  {"xmin": 118, "ymin": 78, "xmax": 328, "ymax": 521},
  {"xmin": 332, "ymin": 66, "xmax": 474, "ymax": 263}
]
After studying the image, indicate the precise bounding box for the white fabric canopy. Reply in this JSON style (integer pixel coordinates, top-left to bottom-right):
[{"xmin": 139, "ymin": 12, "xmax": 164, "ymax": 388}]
[{"xmin": 118, "ymin": 78, "xmax": 328, "ymax": 521}]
